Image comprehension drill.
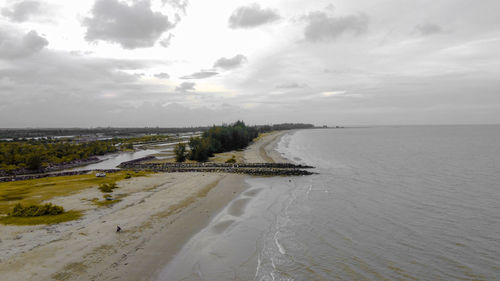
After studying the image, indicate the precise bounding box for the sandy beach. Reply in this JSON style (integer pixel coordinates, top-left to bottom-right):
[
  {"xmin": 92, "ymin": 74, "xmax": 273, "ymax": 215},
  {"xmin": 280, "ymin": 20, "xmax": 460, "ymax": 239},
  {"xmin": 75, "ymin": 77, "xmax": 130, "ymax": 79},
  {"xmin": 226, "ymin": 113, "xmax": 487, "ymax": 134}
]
[{"xmin": 0, "ymin": 130, "xmax": 289, "ymax": 281}]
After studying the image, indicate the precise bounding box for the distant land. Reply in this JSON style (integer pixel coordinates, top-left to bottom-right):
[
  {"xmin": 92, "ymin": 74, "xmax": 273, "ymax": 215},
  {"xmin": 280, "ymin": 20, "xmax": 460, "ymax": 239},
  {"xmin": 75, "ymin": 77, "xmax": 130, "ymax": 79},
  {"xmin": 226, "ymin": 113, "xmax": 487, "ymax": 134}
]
[{"xmin": 0, "ymin": 123, "xmax": 316, "ymax": 139}]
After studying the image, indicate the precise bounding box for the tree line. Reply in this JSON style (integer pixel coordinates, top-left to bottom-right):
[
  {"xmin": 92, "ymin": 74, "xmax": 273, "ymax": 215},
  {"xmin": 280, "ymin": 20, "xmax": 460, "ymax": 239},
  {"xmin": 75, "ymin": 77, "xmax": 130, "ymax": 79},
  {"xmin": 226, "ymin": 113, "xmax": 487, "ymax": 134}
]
[
  {"xmin": 0, "ymin": 135, "xmax": 172, "ymax": 171},
  {"xmin": 0, "ymin": 140, "xmax": 118, "ymax": 171},
  {"xmin": 175, "ymin": 121, "xmax": 314, "ymax": 162}
]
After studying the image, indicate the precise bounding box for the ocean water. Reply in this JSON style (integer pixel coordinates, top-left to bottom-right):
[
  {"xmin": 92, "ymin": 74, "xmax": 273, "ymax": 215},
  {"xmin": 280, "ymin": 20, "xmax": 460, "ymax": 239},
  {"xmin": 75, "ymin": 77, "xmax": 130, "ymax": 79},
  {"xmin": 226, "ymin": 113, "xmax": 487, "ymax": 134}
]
[{"xmin": 157, "ymin": 126, "xmax": 500, "ymax": 280}]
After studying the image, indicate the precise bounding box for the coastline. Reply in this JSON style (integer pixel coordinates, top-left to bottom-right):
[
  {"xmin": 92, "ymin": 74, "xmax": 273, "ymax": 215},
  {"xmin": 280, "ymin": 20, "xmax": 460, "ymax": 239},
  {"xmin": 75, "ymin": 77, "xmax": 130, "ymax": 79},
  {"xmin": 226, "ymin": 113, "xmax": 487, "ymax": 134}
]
[{"xmin": 0, "ymin": 130, "xmax": 290, "ymax": 281}]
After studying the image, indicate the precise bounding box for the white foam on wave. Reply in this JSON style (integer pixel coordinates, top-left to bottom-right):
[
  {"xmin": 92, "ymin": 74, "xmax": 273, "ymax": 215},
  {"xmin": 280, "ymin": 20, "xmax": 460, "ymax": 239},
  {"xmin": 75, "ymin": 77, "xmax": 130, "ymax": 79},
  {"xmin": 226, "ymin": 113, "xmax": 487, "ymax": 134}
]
[{"xmin": 274, "ymin": 231, "xmax": 286, "ymax": 255}]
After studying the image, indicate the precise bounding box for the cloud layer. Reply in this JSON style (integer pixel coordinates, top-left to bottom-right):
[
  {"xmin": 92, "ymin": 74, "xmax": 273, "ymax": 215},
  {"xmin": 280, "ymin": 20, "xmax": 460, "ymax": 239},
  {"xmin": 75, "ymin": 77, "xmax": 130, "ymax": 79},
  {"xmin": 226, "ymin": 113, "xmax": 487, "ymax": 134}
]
[
  {"xmin": 228, "ymin": 3, "xmax": 279, "ymax": 28},
  {"xmin": 83, "ymin": 0, "xmax": 174, "ymax": 49},
  {"xmin": 1, "ymin": 0, "xmax": 500, "ymax": 127},
  {"xmin": 414, "ymin": 23, "xmax": 444, "ymax": 36},
  {"xmin": 303, "ymin": 11, "xmax": 369, "ymax": 42},
  {"xmin": 213, "ymin": 54, "xmax": 247, "ymax": 70},
  {"xmin": 1, "ymin": 0, "xmax": 41, "ymax": 22},
  {"xmin": 176, "ymin": 81, "xmax": 196, "ymax": 92},
  {"xmin": 154, "ymin": 72, "xmax": 170, "ymax": 79},
  {"xmin": 180, "ymin": 71, "xmax": 218, "ymax": 79},
  {"xmin": 0, "ymin": 29, "xmax": 48, "ymax": 59}
]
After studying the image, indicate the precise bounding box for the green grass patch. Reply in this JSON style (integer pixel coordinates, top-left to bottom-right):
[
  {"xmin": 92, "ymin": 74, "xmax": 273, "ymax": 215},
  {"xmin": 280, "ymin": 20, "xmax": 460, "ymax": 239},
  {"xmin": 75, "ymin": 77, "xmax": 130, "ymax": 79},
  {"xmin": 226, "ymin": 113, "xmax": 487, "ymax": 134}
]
[
  {"xmin": 10, "ymin": 203, "xmax": 64, "ymax": 217},
  {"xmin": 98, "ymin": 182, "xmax": 118, "ymax": 193},
  {"xmin": 93, "ymin": 199, "xmax": 122, "ymax": 207},
  {"xmin": 0, "ymin": 170, "xmax": 151, "ymax": 216},
  {"xmin": 225, "ymin": 155, "xmax": 237, "ymax": 163},
  {"xmin": 91, "ymin": 193, "xmax": 123, "ymax": 207},
  {"xmin": 0, "ymin": 210, "xmax": 82, "ymax": 225}
]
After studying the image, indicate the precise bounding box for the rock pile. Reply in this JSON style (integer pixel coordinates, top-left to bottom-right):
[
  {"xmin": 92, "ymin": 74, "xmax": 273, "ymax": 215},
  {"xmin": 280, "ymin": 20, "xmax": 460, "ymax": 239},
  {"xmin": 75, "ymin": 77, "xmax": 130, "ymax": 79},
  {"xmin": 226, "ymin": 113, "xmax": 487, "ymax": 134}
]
[{"xmin": 119, "ymin": 159, "xmax": 315, "ymax": 176}]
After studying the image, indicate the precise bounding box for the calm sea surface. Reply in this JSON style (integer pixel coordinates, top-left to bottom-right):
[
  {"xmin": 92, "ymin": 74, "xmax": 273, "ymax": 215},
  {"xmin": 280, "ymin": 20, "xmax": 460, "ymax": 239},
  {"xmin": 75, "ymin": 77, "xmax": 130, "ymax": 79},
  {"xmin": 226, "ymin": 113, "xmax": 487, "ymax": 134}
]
[{"xmin": 158, "ymin": 126, "xmax": 500, "ymax": 280}]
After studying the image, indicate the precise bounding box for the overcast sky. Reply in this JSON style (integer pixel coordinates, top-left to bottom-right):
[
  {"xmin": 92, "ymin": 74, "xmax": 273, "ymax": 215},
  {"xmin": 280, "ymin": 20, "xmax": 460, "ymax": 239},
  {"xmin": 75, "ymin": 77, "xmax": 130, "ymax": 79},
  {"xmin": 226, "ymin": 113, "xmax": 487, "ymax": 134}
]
[{"xmin": 1, "ymin": 0, "xmax": 499, "ymax": 127}]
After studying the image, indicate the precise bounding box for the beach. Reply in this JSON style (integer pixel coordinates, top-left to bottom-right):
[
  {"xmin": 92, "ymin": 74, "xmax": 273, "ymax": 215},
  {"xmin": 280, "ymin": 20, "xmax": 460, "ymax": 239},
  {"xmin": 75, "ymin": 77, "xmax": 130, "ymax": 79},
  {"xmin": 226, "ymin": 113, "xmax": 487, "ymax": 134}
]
[{"xmin": 0, "ymin": 131, "xmax": 288, "ymax": 281}]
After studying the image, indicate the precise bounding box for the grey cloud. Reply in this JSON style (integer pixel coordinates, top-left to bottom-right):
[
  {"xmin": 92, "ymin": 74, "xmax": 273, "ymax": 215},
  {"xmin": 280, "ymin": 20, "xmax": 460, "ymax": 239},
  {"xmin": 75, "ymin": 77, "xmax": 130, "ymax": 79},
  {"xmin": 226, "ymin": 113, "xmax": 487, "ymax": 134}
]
[
  {"xmin": 0, "ymin": 51, "xmax": 147, "ymax": 90},
  {"xmin": 414, "ymin": 23, "xmax": 444, "ymax": 36},
  {"xmin": 83, "ymin": 0, "xmax": 174, "ymax": 49},
  {"xmin": 0, "ymin": 29, "xmax": 48, "ymax": 59},
  {"xmin": 159, "ymin": 34, "xmax": 173, "ymax": 48},
  {"xmin": 176, "ymin": 81, "xmax": 195, "ymax": 92},
  {"xmin": 154, "ymin": 72, "xmax": 170, "ymax": 79},
  {"xmin": 180, "ymin": 71, "xmax": 218, "ymax": 79},
  {"xmin": 1, "ymin": 0, "xmax": 41, "ymax": 22},
  {"xmin": 229, "ymin": 3, "xmax": 280, "ymax": 29},
  {"xmin": 213, "ymin": 54, "xmax": 247, "ymax": 70},
  {"xmin": 304, "ymin": 11, "xmax": 368, "ymax": 42},
  {"xmin": 162, "ymin": 0, "xmax": 188, "ymax": 13},
  {"xmin": 276, "ymin": 82, "xmax": 308, "ymax": 89}
]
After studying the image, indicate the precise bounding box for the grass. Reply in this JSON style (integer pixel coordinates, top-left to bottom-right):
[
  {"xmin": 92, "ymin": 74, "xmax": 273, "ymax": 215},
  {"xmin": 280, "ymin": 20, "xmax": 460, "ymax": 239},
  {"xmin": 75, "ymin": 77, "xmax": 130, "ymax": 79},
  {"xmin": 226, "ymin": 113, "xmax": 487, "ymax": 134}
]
[
  {"xmin": 93, "ymin": 199, "xmax": 122, "ymax": 207},
  {"xmin": 225, "ymin": 155, "xmax": 237, "ymax": 163},
  {"xmin": 10, "ymin": 203, "xmax": 64, "ymax": 217},
  {"xmin": 98, "ymin": 182, "xmax": 118, "ymax": 193},
  {"xmin": 91, "ymin": 193, "xmax": 123, "ymax": 207},
  {"xmin": 0, "ymin": 170, "xmax": 150, "ymax": 224},
  {"xmin": 209, "ymin": 151, "xmax": 244, "ymax": 163},
  {"xmin": 0, "ymin": 210, "xmax": 82, "ymax": 225}
]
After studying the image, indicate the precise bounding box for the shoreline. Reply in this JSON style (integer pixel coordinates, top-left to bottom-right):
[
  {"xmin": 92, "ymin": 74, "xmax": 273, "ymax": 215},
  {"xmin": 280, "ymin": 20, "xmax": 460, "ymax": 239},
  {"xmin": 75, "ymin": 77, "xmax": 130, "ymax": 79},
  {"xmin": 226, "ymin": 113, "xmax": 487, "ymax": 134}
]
[{"xmin": 0, "ymin": 130, "xmax": 290, "ymax": 281}]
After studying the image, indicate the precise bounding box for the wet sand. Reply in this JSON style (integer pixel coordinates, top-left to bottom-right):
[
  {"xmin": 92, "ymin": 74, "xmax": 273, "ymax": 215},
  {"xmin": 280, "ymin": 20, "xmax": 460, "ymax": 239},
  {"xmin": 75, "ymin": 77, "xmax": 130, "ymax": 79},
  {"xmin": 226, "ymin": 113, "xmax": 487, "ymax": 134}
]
[{"xmin": 0, "ymin": 130, "xmax": 289, "ymax": 281}]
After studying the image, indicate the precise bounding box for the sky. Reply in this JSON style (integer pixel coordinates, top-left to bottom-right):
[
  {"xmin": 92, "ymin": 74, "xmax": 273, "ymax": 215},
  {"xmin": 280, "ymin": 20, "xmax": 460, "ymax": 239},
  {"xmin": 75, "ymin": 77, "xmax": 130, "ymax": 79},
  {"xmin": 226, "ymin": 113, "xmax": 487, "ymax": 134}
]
[{"xmin": 0, "ymin": 0, "xmax": 499, "ymax": 127}]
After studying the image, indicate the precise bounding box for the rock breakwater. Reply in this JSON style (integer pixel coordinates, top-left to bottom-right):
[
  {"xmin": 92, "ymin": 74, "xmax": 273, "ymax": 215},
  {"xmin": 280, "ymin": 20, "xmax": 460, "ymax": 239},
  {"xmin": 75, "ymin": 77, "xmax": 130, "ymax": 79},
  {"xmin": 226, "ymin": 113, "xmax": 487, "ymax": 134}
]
[{"xmin": 119, "ymin": 159, "xmax": 316, "ymax": 176}]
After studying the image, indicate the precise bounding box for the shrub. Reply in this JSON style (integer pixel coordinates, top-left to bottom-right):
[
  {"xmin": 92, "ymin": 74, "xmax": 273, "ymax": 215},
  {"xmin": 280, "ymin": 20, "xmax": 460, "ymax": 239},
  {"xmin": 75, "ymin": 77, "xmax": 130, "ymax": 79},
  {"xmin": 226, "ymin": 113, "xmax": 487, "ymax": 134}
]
[
  {"xmin": 124, "ymin": 173, "xmax": 132, "ymax": 179},
  {"xmin": 10, "ymin": 203, "xmax": 64, "ymax": 217},
  {"xmin": 225, "ymin": 155, "xmax": 236, "ymax": 163},
  {"xmin": 174, "ymin": 143, "xmax": 187, "ymax": 162},
  {"xmin": 98, "ymin": 183, "xmax": 118, "ymax": 193}
]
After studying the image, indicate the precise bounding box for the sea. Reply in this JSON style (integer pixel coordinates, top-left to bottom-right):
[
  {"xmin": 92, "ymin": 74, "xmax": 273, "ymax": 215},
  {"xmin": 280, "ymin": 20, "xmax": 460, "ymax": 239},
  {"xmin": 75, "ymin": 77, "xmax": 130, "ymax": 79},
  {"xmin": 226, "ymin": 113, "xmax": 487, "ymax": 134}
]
[{"xmin": 157, "ymin": 125, "xmax": 500, "ymax": 281}]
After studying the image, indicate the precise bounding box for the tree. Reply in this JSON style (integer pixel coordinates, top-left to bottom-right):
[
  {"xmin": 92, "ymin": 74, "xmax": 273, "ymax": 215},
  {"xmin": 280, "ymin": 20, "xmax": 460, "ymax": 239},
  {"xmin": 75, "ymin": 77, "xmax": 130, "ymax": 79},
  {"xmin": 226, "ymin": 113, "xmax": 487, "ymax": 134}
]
[
  {"xmin": 174, "ymin": 143, "xmax": 187, "ymax": 162},
  {"xmin": 26, "ymin": 154, "xmax": 42, "ymax": 170},
  {"xmin": 188, "ymin": 137, "xmax": 211, "ymax": 162}
]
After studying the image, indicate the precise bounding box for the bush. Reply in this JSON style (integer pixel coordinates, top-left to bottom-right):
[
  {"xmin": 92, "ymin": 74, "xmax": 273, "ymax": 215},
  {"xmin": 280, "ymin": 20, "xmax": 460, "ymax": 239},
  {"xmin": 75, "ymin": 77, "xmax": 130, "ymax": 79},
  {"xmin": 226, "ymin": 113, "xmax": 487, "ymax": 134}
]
[
  {"xmin": 174, "ymin": 143, "xmax": 187, "ymax": 162},
  {"xmin": 26, "ymin": 154, "xmax": 43, "ymax": 170},
  {"xmin": 98, "ymin": 183, "xmax": 118, "ymax": 193},
  {"xmin": 10, "ymin": 203, "xmax": 64, "ymax": 217},
  {"xmin": 225, "ymin": 155, "xmax": 236, "ymax": 163},
  {"xmin": 124, "ymin": 173, "xmax": 132, "ymax": 179}
]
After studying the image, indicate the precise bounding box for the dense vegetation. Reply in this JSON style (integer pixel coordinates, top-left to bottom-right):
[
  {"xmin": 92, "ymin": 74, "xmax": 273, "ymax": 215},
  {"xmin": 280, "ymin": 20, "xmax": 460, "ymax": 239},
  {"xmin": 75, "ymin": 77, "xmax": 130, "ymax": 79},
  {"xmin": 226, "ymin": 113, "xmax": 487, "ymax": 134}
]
[
  {"xmin": 174, "ymin": 143, "xmax": 187, "ymax": 162},
  {"xmin": 0, "ymin": 140, "xmax": 118, "ymax": 171},
  {"xmin": 176, "ymin": 121, "xmax": 258, "ymax": 162},
  {"xmin": 10, "ymin": 203, "xmax": 64, "ymax": 217},
  {"xmin": 0, "ymin": 135, "xmax": 171, "ymax": 172},
  {"xmin": 254, "ymin": 123, "xmax": 314, "ymax": 132},
  {"xmin": 173, "ymin": 121, "xmax": 315, "ymax": 162},
  {"xmin": 1, "ymin": 123, "xmax": 315, "ymax": 168}
]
